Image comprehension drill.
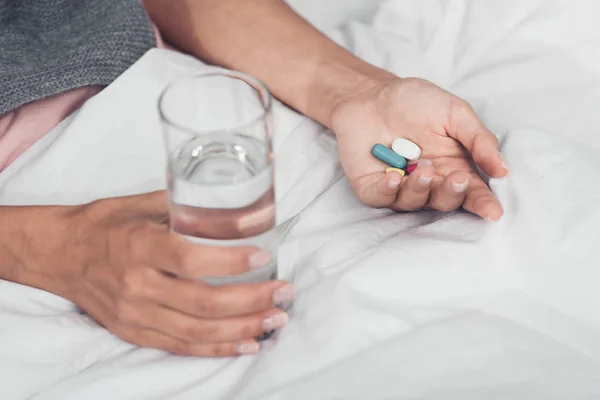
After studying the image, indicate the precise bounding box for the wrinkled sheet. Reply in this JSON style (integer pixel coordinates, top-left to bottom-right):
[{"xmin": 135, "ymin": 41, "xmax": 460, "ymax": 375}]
[
  {"xmin": 288, "ymin": 0, "xmax": 386, "ymax": 30},
  {"xmin": 2, "ymin": 0, "xmax": 600, "ymax": 399}
]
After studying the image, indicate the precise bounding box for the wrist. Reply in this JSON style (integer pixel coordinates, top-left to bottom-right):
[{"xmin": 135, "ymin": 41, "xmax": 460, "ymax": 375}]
[
  {"xmin": 306, "ymin": 60, "xmax": 397, "ymax": 129},
  {"xmin": 0, "ymin": 205, "xmax": 86, "ymax": 298}
]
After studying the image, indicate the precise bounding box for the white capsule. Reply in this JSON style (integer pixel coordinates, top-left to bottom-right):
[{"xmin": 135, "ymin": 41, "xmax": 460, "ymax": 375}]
[{"xmin": 391, "ymin": 138, "xmax": 421, "ymax": 161}]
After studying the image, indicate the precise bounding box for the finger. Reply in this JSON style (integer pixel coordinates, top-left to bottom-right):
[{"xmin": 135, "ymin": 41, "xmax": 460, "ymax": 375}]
[
  {"xmin": 124, "ymin": 191, "xmax": 168, "ymax": 216},
  {"xmin": 147, "ymin": 270, "xmax": 295, "ymax": 318},
  {"xmin": 428, "ymin": 170, "xmax": 470, "ymax": 212},
  {"xmin": 127, "ymin": 301, "xmax": 288, "ymax": 343},
  {"xmin": 116, "ymin": 326, "xmax": 261, "ymax": 357},
  {"xmin": 132, "ymin": 190, "xmax": 169, "ymax": 216},
  {"xmin": 448, "ymin": 101, "xmax": 508, "ymax": 179},
  {"xmin": 171, "ymin": 201, "xmax": 275, "ymax": 240},
  {"xmin": 133, "ymin": 228, "xmax": 270, "ymax": 278},
  {"xmin": 390, "ymin": 160, "xmax": 435, "ymax": 211},
  {"xmin": 462, "ymin": 177, "xmax": 504, "ymax": 221},
  {"xmin": 352, "ymin": 171, "xmax": 403, "ymax": 208},
  {"xmin": 93, "ymin": 191, "xmax": 169, "ymax": 221}
]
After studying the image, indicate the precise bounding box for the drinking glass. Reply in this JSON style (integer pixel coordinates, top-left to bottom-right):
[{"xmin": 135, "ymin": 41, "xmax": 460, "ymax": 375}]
[{"xmin": 159, "ymin": 70, "xmax": 277, "ymax": 287}]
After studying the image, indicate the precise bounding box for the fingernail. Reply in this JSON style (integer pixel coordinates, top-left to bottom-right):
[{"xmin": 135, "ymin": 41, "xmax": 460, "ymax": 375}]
[
  {"xmin": 418, "ymin": 160, "xmax": 433, "ymax": 167},
  {"xmin": 249, "ymin": 251, "xmax": 272, "ymax": 270},
  {"xmin": 452, "ymin": 179, "xmax": 469, "ymax": 193},
  {"xmin": 262, "ymin": 312, "xmax": 289, "ymax": 331},
  {"xmin": 235, "ymin": 341, "xmax": 260, "ymax": 355},
  {"xmin": 273, "ymin": 284, "xmax": 295, "ymax": 304},
  {"xmin": 500, "ymin": 155, "xmax": 509, "ymax": 173},
  {"xmin": 419, "ymin": 174, "xmax": 434, "ymax": 186},
  {"xmin": 387, "ymin": 176, "xmax": 401, "ymax": 190}
]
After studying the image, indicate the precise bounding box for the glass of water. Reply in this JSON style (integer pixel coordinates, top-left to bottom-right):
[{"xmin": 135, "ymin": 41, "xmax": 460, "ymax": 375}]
[{"xmin": 159, "ymin": 70, "xmax": 277, "ymax": 287}]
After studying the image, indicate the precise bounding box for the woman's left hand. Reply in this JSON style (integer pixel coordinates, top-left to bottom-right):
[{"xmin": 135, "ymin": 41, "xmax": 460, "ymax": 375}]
[{"xmin": 330, "ymin": 77, "xmax": 509, "ymax": 221}]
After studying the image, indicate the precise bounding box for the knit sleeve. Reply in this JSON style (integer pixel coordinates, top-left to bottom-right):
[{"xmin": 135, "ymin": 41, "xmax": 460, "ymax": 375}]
[{"xmin": 0, "ymin": 0, "xmax": 157, "ymax": 116}]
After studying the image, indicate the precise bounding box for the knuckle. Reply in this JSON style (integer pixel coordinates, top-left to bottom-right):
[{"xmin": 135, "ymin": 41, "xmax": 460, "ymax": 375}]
[
  {"xmin": 177, "ymin": 248, "xmax": 200, "ymax": 277},
  {"xmin": 164, "ymin": 340, "xmax": 189, "ymax": 355},
  {"xmin": 357, "ymin": 191, "xmax": 372, "ymax": 206},
  {"xmin": 402, "ymin": 183, "xmax": 430, "ymax": 199},
  {"xmin": 435, "ymin": 203, "xmax": 459, "ymax": 212},
  {"xmin": 464, "ymin": 189, "xmax": 490, "ymax": 210},
  {"xmin": 451, "ymin": 98, "xmax": 473, "ymax": 113},
  {"xmin": 82, "ymin": 197, "xmax": 120, "ymax": 223},
  {"xmin": 229, "ymin": 249, "xmax": 253, "ymax": 273},
  {"xmin": 357, "ymin": 189, "xmax": 381, "ymax": 209},
  {"xmin": 350, "ymin": 178, "xmax": 373, "ymax": 205},
  {"xmin": 399, "ymin": 77, "xmax": 427, "ymax": 93},
  {"xmin": 248, "ymin": 292, "xmax": 270, "ymax": 312},
  {"xmin": 413, "ymin": 184, "xmax": 431, "ymax": 195},
  {"xmin": 166, "ymin": 236, "xmax": 201, "ymax": 277},
  {"xmin": 192, "ymin": 292, "xmax": 220, "ymax": 317},
  {"xmin": 449, "ymin": 98, "xmax": 476, "ymax": 124},
  {"xmin": 112, "ymin": 326, "xmax": 136, "ymax": 344},
  {"xmin": 121, "ymin": 270, "xmax": 145, "ymax": 299},
  {"xmin": 358, "ymin": 191, "xmax": 378, "ymax": 208},
  {"xmin": 239, "ymin": 321, "xmax": 262, "ymax": 339},
  {"xmin": 126, "ymin": 221, "xmax": 156, "ymax": 261},
  {"xmin": 114, "ymin": 300, "xmax": 137, "ymax": 325},
  {"xmin": 181, "ymin": 321, "xmax": 219, "ymax": 342},
  {"xmin": 470, "ymin": 185, "xmax": 491, "ymax": 198},
  {"xmin": 394, "ymin": 199, "xmax": 424, "ymax": 212},
  {"xmin": 207, "ymin": 344, "xmax": 234, "ymax": 357},
  {"xmin": 389, "ymin": 205, "xmax": 408, "ymax": 213}
]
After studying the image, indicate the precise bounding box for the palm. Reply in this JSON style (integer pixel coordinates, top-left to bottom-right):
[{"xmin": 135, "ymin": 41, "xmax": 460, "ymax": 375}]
[{"xmin": 331, "ymin": 78, "xmax": 508, "ymax": 221}]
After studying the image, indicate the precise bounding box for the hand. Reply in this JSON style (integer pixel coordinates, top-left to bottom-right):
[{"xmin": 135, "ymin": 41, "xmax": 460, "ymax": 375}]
[
  {"xmin": 41, "ymin": 192, "xmax": 294, "ymax": 357},
  {"xmin": 330, "ymin": 77, "xmax": 508, "ymax": 221}
]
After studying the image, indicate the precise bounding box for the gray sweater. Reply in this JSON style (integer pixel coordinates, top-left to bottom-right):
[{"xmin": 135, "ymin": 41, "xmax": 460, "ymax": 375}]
[{"xmin": 0, "ymin": 0, "xmax": 156, "ymax": 116}]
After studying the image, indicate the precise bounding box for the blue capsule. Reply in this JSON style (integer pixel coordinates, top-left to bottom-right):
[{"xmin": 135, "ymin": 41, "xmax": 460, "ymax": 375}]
[{"xmin": 371, "ymin": 143, "xmax": 407, "ymax": 169}]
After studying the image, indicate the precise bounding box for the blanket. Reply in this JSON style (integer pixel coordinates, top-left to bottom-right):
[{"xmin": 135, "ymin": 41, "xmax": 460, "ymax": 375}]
[{"xmin": 1, "ymin": 0, "xmax": 600, "ymax": 398}]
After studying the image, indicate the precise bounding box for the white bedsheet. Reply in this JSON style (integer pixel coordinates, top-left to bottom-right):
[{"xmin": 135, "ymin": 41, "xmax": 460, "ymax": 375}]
[
  {"xmin": 2, "ymin": 0, "xmax": 600, "ymax": 399},
  {"xmin": 288, "ymin": 0, "xmax": 386, "ymax": 30}
]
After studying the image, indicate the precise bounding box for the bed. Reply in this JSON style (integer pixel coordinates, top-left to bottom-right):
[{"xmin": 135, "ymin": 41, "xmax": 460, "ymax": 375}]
[{"xmin": 1, "ymin": 0, "xmax": 600, "ymax": 398}]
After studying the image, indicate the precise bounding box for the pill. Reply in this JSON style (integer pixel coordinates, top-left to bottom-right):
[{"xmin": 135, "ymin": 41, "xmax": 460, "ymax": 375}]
[
  {"xmin": 391, "ymin": 138, "xmax": 421, "ymax": 161},
  {"xmin": 386, "ymin": 167, "xmax": 405, "ymax": 176},
  {"xmin": 406, "ymin": 163, "xmax": 418, "ymax": 174},
  {"xmin": 371, "ymin": 143, "xmax": 407, "ymax": 169}
]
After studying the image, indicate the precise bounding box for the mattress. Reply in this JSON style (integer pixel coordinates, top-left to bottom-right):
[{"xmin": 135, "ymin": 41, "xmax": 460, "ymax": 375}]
[{"xmin": 1, "ymin": 0, "xmax": 600, "ymax": 399}]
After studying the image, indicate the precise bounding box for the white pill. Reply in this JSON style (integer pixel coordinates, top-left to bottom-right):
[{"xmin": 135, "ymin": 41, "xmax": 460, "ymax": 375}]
[{"xmin": 391, "ymin": 138, "xmax": 421, "ymax": 161}]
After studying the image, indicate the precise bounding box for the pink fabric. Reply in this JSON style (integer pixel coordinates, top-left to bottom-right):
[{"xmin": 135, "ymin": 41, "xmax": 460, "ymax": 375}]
[
  {"xmin": 0, "ymin": 22, "xmax": 166, "ymax": 173},
  {"xmin": 0, "ymin": 86, "xmax": 103, "ymax": 171}
]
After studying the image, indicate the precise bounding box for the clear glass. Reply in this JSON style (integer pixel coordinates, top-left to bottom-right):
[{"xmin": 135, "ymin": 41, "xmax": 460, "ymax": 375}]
[{"xmin": 159, "ymin": 70, "xmax": 277, "ymax": 287}]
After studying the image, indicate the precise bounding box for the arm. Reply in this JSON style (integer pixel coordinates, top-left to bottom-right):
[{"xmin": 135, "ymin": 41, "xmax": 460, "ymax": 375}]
[
  {"xmin": 143, "ymin": 0, "xmax": 393, "ymax": 128},
  {"xmin": 0, "ymin": 195, "xmax": 293, "ymax": 357},
  {"xmin": 145, "ymin": 0, "xmax": 508, "ymax": 220}
]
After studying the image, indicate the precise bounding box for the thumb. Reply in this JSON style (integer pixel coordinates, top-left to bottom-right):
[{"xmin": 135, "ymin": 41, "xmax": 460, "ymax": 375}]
[
  {"xmin": 353, "ymin": 171, "xmax": 403, "ymax": 208},
  {"xmin": 448, "ymin": 102, "xmax": 509, "ymax": 178}
]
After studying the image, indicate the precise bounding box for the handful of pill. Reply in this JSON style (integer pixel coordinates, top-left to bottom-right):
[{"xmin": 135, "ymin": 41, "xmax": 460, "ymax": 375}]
[{"xmin": 371, "ymin": 138, "xmax": 421, "ymax": 175}]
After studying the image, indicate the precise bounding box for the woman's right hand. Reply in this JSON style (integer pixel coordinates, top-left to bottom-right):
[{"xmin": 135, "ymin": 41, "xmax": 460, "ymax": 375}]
[{"xmin": 37, "ymin": 191, "xmax": 294, "ymax": 357}]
